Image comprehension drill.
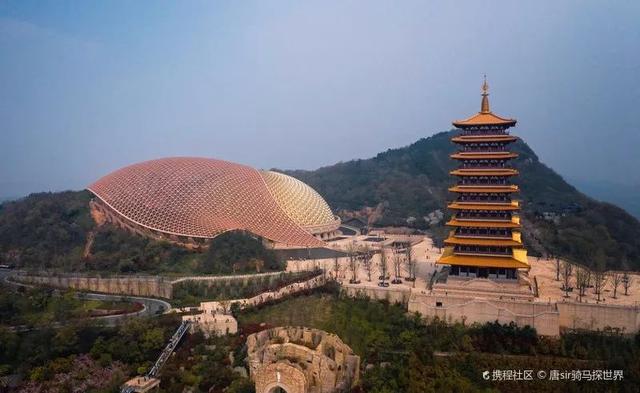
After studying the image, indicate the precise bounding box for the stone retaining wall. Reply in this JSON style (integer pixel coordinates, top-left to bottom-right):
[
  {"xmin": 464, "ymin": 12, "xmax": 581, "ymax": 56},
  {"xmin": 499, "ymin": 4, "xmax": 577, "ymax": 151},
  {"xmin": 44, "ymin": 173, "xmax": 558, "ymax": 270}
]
[
  {"xmin": 341, "ymin": 283, "xmax": 411, "ymax": 305},
  {"xmin": 556, "ymin": 301, "xmax": 640, "ymax": 333},
  {"xmin": 198, "ymin": 275, "xmax": 327, "ymax": 313},
  {"xmin": 342, "ymin": 284, "xmax": 640, "ymax": 336},
  {"xmin": 408, "ymin": 293, "xmax": 560, "ymax": 336},
  {"xmin": 12, "ymin": 271, "xmax": 318, "ymax": 300},
  {"xmin": 14, "ymin": 273, "xmax": 173, "ymax": 298}
]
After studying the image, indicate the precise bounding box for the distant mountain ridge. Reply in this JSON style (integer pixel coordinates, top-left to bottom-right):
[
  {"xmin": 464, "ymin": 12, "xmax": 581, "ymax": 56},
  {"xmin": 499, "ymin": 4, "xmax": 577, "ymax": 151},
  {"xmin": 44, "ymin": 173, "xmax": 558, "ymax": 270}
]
[
  {"xmin": 286, "ymin": 130, "xmax": 640, "ymax": 270},
  {"xmin": 571, "ymin": 179, "xmax": 640, "ymax": 220}
]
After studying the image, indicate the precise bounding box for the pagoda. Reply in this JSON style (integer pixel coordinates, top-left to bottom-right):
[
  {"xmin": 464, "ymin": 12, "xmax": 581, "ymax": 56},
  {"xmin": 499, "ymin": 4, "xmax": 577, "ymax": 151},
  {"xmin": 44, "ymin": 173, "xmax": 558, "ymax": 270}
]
[{"xmin": 437, "ymin": 78, "xmax": 528, "ymax": 281}]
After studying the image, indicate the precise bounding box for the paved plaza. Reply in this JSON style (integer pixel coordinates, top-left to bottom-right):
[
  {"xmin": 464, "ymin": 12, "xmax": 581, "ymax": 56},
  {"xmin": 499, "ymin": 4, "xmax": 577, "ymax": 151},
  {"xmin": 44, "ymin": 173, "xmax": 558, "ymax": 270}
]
[{"xmin": 286, "ymin": 233, "xmax": 640, "ymax": 307}]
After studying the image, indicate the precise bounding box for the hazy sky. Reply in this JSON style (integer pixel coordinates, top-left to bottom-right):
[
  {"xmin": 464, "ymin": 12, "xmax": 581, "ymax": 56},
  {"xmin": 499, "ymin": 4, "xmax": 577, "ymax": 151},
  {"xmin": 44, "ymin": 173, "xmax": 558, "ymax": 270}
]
[{"xmin": 1, "ymin": 1, "xmax": 639, "ymax": 197}]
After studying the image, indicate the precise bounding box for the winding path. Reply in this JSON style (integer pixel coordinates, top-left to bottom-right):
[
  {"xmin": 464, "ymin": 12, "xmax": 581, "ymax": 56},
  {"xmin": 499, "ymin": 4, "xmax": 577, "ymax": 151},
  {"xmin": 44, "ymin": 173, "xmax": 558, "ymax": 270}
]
[{"xmin": 1, "ymin": 269, "xmax": 171, "ymax": 325}]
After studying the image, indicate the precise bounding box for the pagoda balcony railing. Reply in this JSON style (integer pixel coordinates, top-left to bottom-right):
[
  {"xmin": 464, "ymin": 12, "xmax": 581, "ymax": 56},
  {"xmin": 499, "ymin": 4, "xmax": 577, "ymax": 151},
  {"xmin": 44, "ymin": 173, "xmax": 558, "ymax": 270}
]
[
  {"xmin": 457, "ymin": 197, "xmax": 512, "ymax": 203},
  {"xmin": 454, "ymin": 233, "xmax": 512, "ymax": 239},
  {"xmin": 461, "ymin": 147, "xmax": 507, "ymax": 153},
  {"xmin": 458, "ymin": 161, "xmax": 513, "ymax": 169},
  {"xmin": 455, "ymin": 216, "xmax": 512, "ymax": 222},
  {"xmin": 454, "ymin": 250, "xmax": 512, "ymax": 257},
  {"xmin": 461, "ymin": 128, "xmax": 509, "ymax": 135},
  {"xmin": 459, "ymin": 180, "xmax": 509, "ymax": 185},
  {"xmin": 451, "ymin": 199, "xmax": 518, "ymax": 206}
]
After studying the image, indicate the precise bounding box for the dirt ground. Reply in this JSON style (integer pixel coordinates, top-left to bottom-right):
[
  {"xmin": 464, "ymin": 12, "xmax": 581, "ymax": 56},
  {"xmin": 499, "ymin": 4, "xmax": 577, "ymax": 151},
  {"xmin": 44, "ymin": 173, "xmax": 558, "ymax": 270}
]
[
  {"xmin": 529, "ymin": 257, "xmax": 640, "ymax": 306},
  {"xmin": 287, "ymin": 233, "xmax": 640, "ymax": 306}
]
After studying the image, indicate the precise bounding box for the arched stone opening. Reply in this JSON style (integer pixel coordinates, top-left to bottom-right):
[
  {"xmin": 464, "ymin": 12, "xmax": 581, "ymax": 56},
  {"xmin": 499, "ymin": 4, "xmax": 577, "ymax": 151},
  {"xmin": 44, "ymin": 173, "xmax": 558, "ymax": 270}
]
[
  {"xmin": 267, "ymin": 384, "xmax": 290, "ymax": 393},
  {"xmin": 255, "ymin": 363, "xmax": 307, "ymax": 393}
]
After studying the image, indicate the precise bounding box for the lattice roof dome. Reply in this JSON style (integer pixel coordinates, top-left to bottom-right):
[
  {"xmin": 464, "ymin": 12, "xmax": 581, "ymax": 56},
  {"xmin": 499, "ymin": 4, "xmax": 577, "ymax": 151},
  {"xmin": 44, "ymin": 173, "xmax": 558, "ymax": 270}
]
[
  {"xmin": 261, "ymin": 170, "xmax": 336, "ymax": 230},
  {"xmin": 88, "ymin": 157, "xmax": 339, "ymax": 247}
]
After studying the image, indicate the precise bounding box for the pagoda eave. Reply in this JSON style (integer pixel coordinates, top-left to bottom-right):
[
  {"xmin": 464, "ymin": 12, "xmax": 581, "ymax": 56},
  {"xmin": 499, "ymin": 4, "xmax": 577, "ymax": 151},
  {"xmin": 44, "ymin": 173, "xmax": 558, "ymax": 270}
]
[
  {"xmin": 450, "ymin": 169, "xmax": 519, "ymax": 177},
  {"xmin": 451, "ymin": 111, "xmax": 517, "ymax": 128},
  {"xmin": 448, "ymin": 185, "xmax": 520, "ymax": 193},
  {"xmin": 437, "ymin": 253, "xmax": 529, "ymax": 269},
  {"xmin": 444, "ymin": 236, "xmax": 523, "ymax": 247},
  {"xmin": 446, "ymin": 219, "xmax": 521, "ymax": 228},
  {"xmin": 450, "ymin": 152, "xmax": 519, "ymax": 160},
  {"xmin": 447, "ymin": 202, "xmax": 520, "ymax": 211}
]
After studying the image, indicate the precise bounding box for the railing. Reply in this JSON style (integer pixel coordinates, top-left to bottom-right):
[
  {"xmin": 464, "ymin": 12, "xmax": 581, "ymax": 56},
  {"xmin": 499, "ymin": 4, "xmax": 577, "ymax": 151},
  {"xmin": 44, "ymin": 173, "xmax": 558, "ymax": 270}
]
[
  {"xmin": 455, "ymin": 215, "xmax": 512, "ymax": 221},
  {"xmin": 454, "ymin": 233, "xmax": 512, "ymax": 239},
  {"xmin": 148, "ymin": 320, "xmax": 191, "ymax": 378},
  {"xmin": 459, "ymin": 179, "xmax": 509, "ymax": 184},
  {"xmin": 460, "ymin": 165, "xmax": 509, "ymax": 169},
  {"xmin": 461, "ymin": 148, "xmax": 507, "ymax": 152},
  {"xmin": 120, "ymin": 320, "xmax": 191, "ymax": 393},
  {"xmin": 460, "ymin": 128, "xmax": 509, "ymax": 134},
  {"xmin": 454, "ymin": 250, "xmax": 512, "ymax": 257}
]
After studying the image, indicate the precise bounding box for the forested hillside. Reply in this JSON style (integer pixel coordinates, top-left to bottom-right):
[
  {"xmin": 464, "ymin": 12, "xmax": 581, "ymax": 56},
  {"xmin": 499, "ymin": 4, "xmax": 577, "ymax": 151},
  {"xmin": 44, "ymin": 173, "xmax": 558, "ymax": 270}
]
[
  {"xmin": 286, "ymin": 131, "xmax": 640, "ymax": 270},
  {"xmin": 0, "ymin": 192, "xmax": 282, "ymax": 274}
]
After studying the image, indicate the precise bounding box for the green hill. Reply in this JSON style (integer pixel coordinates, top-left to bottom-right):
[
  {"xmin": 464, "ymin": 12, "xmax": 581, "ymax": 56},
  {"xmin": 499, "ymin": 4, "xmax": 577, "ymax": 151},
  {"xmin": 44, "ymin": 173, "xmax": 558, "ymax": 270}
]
[{"xmin": 286, "ymin": 130, "xmax": 640, "ymax": 270}]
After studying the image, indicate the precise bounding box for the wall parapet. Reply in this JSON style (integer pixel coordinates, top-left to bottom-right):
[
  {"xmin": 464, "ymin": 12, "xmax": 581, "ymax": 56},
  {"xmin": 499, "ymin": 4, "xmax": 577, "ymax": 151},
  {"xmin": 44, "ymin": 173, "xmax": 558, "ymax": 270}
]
[
  {"xmin": 13, "ymin": 272, "xmax": 173, "ymax": 299},
  {"xmin": 340, "ymin": 284, "xmax": 640, "ymax": 336},
  {"xmin": 408, "ymin": 292, "xmax": 560, "ymax": 336}
]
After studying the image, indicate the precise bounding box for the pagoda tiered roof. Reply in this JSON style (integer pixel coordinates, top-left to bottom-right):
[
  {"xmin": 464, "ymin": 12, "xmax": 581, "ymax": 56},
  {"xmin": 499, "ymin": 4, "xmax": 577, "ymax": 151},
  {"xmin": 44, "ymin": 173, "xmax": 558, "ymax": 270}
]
[
  {"xmin": 446, "ymin": 217, "xmax": 521, "ymax": 228},
  {"xmin": 452, "ymin": 80, "xmax": 517, "ymax": 128},
  {"xmin": 450, "ymin": 168, "xmax": 519, "ymax": 177},
  {"xmin": 448, "ymin": 185, "xmax": 519, "ymax": 193},
  {"xmin": 452, "ymin": 112, "xmax": 517, "ymax": 128},
  {"xmin": 450, "ymin": 152, "xmax": 518, "ymax": 160},
  {"xmin": 438, "ymin": 248, "xmax": 529, "ymax": 269},
  {"xmin": 447, "ymin": 201, "xmax": 520, "ymax": 211},
  {"xmin": 444, "ymin": 237, "xmax": 522, "ymax": 247}
]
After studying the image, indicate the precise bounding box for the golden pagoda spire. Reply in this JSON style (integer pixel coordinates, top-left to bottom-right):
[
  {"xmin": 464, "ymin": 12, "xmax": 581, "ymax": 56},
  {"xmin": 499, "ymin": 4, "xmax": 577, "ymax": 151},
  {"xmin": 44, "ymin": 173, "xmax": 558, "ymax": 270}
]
[{"xmin": 480, "ymin": 75, "xmax": 490, "ymax": 113}]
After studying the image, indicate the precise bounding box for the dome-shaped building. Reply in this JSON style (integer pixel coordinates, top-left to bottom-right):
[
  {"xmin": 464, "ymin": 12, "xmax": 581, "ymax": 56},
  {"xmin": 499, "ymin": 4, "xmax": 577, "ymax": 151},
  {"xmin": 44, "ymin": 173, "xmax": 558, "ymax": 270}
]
[{"xmin": 88, "ymin": 157, "xmax": 340, "ymax": 249}]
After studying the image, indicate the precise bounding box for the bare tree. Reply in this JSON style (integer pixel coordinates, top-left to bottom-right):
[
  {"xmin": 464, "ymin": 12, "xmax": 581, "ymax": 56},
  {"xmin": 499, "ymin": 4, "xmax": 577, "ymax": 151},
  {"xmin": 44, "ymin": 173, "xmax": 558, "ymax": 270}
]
[
  {"xmin": 560, "ymin": 260, "xmax": 573, "ymax": 298},
  {"xmin": 346, "ymin": 243, "xmax": 360, "ymax": 284},
  {"xmin": 219, "ymin": 299, "xmax": 230, "ymax": 315},
  {"xmin": 623, "ymin": 271, "xmax": 633, "ymax": 296},
  {"xmin": 391, "ymin": 245, "xmax": 403, "ymax": 284},
  {"xmin": 592, "ymin": 264, "xmax": 608, "ymax": 303},
  {"xmin": 610, "ymin": 272, "xmax": 623, "ymax": 299},
  {"xmin": 360, "ymin": 245, "xmax": 374, "ymax": 282},
  {"xmin": 575, "ymin": 266, "xmax": 590, "ymax": 302},
  {"xmin": 378, "ymin": 246, "xmax": 389, "ymax": 287},
  {"xmin": 555, "ymin": 257, "xmax": 561, "ymax": 281},
  {"xmin": 333, "ymin": 255, "xmax": 340, "ymax": 281},
  {"xmin": 404, "ymin": 243, "xmax": 417, "ymax": 284}
]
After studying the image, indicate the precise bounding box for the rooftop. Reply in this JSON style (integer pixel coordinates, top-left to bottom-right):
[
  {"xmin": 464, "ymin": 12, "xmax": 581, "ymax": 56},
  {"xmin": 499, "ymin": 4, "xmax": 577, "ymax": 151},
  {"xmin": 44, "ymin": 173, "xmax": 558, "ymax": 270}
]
[{"xmin": 452, "ymin": 78, "xmax": 517, "ymax": 128}]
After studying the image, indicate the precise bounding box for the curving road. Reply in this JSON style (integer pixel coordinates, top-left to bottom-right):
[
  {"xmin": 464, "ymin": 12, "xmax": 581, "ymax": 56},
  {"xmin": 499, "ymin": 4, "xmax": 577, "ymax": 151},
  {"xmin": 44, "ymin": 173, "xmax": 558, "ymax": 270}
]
[{"xmin": 1, "ymin": 269, "xmax": 172, "ymax": 326}]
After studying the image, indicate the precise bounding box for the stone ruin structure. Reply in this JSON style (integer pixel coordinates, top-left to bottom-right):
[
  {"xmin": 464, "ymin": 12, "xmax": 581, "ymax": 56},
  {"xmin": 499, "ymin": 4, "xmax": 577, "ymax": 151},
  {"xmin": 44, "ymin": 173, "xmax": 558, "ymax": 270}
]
[
  {"xmin": 246, "ymin": 327, "xmax": 360, "ymax": 393},
  {"xmin": 182, "ymin": 311, "xmax": 238, "ymax": 337}
]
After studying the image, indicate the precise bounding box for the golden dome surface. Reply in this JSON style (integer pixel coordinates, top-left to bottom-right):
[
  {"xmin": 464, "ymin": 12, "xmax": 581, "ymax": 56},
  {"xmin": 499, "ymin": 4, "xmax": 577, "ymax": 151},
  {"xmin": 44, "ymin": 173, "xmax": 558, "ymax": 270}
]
[{"xmin": 260, "ymin": 170, "xmax": 340, "ymax": 233}]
